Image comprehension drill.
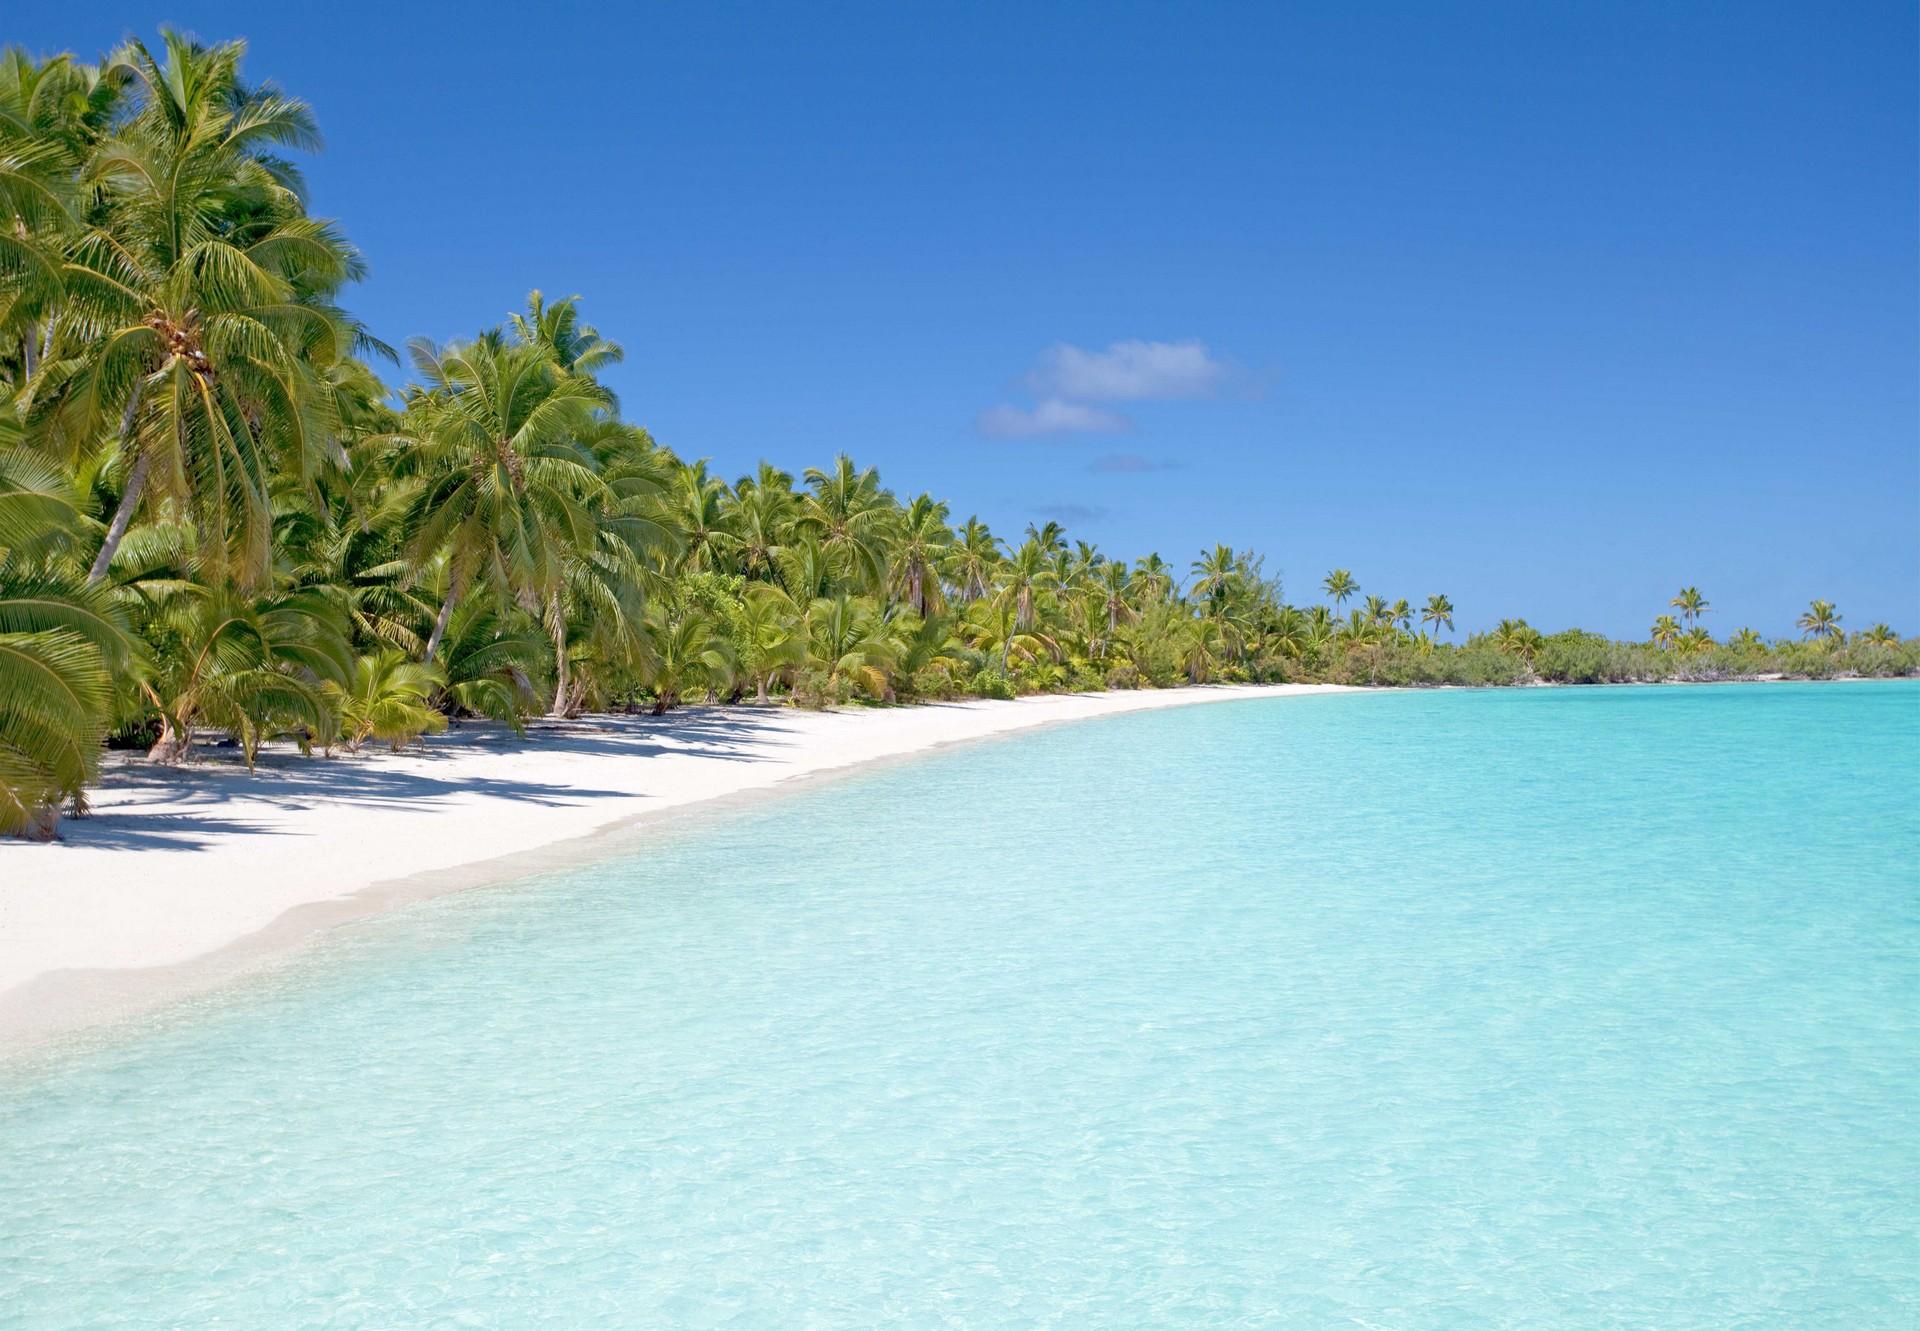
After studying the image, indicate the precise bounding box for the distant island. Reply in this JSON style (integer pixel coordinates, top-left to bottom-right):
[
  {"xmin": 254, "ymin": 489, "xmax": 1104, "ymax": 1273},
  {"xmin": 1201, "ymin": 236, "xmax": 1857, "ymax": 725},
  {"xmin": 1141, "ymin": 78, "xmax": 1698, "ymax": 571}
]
[{"xmin": 1, "ymin": 32, "xmax": 1911, "ymax": 838}]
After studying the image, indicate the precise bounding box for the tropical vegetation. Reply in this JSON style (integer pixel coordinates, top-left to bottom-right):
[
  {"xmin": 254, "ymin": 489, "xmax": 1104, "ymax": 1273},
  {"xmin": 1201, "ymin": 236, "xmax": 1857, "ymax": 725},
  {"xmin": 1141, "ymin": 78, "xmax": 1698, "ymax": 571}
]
[{"xmin": 0, "ymin": 32, "xmax": 1912, "ymax": 836}]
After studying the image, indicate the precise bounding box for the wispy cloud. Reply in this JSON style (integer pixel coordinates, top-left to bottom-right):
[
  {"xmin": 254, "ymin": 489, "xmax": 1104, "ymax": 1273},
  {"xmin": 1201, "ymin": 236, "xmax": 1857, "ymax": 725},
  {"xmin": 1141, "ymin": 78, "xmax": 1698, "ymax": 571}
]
[
  {"xmin": 977, "ymin": 398, "xmax": 1132, "ymax": 439},
  {"xmin": 1028, "ymin": 339, "xmax": 1228, "ymax": 402},
  {"xmin": 1089, "ymin": 452, "xmax": 1182, "ymax": 474},
  {"xmin": 978, "ymin": 339, "xmax": 1233, "ymax": 438}
]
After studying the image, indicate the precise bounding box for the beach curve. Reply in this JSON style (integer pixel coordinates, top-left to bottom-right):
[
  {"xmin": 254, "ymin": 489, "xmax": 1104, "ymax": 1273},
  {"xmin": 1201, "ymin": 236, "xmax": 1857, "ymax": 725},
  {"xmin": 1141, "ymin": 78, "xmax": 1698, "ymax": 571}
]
[{"xmin": 0, "ymin": 684, "xmax": 1350, "ymax": 1056}]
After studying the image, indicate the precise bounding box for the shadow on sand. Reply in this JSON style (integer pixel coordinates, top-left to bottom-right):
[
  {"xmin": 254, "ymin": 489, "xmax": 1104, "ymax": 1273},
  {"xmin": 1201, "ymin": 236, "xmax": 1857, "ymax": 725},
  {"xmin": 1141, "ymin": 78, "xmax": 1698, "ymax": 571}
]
[{"xmin": 66, "ymin": 707, "xmax": 798, "ymax": 854}]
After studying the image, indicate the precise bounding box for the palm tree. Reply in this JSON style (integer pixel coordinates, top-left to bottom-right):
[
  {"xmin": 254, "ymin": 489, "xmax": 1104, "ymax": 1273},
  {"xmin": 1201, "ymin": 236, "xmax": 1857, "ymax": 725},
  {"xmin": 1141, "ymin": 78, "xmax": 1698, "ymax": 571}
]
[
  {"xmin": 892, "ymin": 611, "xmax": 971, "ymax": 698},
  {"xmin": 642, "ymin": 607, "xmax": 732, "ymax": 714},
  {"xmin": 38, "ymin": 32, "xmax": 370, "ymax": 590},
  {"xmin": 136, "ymin": 581, "xmax": 351, "ymax": 765},
  {"xmin": 800, "ymin": 454, "xmax": 890, "ymax": 593},
  {"xmin": 1421, "ymin": 593, "xmax": 1454, "ymax": 639},
  {"xmin": 1650, "ymin": 614, "xmax": 1681, "ymax": 649},
  {"xmin": 997, "ymin": 537, "xmax": 1057, "ymax": 664},
  {"xmin": 1093, "ymin": 559, "xmax": 1135, "ymax": 638},
  {"xmin": 1130, "ymin": 552, "xmax": 1175, "ymax": 604},
  {"xmin": 889, "ymin": 493, "xmax": 952, "ymax": 616},
  {"xmin": 726, "ymin": 462, "xmax": 795, "ymax": 584},
  {"xmin": 1322, "ymin": 568, "xmax": 1356, "ymax": 610},
  {"xmin": 736, "ymin": 583, "xmax": 801, "ymax": 703},
  {"xmin": 946, "ymin": 517, "xmax": 997, "ymax": 605},
  {"xmin": 1670, "ymin": 586, "xmax": 1709, "ymax": 627},
  {"xmin": 1361, "ymin": 594, "xmax": 1392, "ymax": 628},
  {"xmin": 1189, "ymin": 544, "xmax": 1239, "ymax": 614},
  {"xmin": 659, "ymin": 459, "xmax": 737, "ymax": 574},
  {"xmin": 392, "ymin": 334, "xmax": 609, "ymax": 713},
  {"xmin": 1858, "ymin": 623, "xmax": 1899, "ymax": 647},
  {"xmin": 1492, "ymin": 618, "xmax": 1542, "ymax": 668},
  {"xmin": 805, "ymin": 593, "xmax": 895, "ymax": 699},
  {"xmin": 0, "ymin": 50, "xmax": 120, "ymax": 388},
  {"xmin": 1678, "ymin": 626, "xmax": 1714, "ymax": 655},
  {"xmin": 0, "ymin": 566, "xmax": 132, "ymax": 836},
  {"xmin": 1797, "ymin": 599, "xmax": 1841, "ymax": 641},
  {"xmin": 330, "ymin": 649, "xmax": 446, "ymax": 751},
  {"xmin": 509, "ymin": 290, "xmax": 623, "ymax": 377},
  {"xmin": 1727, "ymin": 626, "xmax": 1764, "ymax": 651},
  {"xmin": 1179, "ymin": 615, "xmax": 1226, "ymax": 683}
]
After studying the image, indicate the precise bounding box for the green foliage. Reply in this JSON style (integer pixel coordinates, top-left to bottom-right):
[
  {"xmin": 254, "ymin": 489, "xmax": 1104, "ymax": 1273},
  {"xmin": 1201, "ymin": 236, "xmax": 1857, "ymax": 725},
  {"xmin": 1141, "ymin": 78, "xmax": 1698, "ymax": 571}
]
[{"xmin": 0, "ymin": 29, "xmax": 1911, "ymax": 834}]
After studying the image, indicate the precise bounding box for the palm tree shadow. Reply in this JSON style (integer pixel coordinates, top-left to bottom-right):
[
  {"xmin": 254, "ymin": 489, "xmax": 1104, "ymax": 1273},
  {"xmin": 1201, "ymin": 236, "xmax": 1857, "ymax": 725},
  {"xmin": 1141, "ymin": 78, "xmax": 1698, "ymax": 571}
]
[{"xmin": 65, "ymin": 709, "xmax": 804, "ymax": 853}]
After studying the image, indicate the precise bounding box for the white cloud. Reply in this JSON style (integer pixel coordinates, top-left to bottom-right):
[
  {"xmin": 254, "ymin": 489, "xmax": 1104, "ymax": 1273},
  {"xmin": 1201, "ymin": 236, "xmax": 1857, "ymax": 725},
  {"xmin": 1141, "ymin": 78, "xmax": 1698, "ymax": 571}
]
[
  {"xmin": 1027, "ymin": 339, "xmax": 1227, "ymax": 403},
  {"xmin": 977, "ymin": 398, "xmax": 1133, "ymax": 439}
]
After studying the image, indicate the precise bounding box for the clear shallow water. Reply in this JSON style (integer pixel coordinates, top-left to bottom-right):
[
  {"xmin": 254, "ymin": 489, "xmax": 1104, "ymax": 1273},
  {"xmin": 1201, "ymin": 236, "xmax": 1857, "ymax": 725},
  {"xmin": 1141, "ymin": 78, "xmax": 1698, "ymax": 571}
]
[{"xmin": 2, "ymin": 683, "xmax": 1916, "ymax": 1329}]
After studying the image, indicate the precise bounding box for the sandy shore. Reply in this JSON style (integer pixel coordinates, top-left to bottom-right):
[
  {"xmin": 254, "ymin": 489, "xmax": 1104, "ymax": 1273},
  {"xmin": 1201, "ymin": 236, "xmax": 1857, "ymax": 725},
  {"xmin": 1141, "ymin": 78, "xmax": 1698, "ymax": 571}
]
[{"xmin": 0, "ymin": 684, "xmax": 1349, "ymax": 1055}]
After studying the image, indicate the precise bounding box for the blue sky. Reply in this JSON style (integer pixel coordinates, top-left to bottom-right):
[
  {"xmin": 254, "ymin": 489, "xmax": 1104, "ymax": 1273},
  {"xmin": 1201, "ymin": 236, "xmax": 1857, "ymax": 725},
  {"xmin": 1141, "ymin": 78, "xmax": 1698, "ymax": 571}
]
[{"xmin": 17, "ymin": 2, "xmax": 1918, "ymax": 636}]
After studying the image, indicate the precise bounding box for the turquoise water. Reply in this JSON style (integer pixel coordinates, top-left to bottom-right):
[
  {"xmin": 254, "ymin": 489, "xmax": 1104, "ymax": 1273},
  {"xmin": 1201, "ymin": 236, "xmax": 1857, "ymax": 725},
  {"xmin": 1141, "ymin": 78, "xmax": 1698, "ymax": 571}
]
[{"xmin": 2, "ymin": 683, "xmax": 1916, "ymax": 1328}]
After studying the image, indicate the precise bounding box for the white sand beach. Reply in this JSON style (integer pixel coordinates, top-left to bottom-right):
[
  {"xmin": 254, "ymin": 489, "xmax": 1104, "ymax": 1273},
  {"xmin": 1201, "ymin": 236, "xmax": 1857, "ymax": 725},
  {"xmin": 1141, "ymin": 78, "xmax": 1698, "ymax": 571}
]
[{"xmin": 0, "ymin": 684, "xmax": 1348, "ymax": 1053}]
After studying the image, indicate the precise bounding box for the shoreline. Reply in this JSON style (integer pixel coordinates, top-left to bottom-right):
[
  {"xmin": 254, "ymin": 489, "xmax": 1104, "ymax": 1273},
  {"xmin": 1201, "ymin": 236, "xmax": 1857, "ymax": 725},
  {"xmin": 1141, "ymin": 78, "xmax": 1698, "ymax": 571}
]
[{"xmin": 0, "ymin": 684, "xmax": 1353, "ymax": 1060}]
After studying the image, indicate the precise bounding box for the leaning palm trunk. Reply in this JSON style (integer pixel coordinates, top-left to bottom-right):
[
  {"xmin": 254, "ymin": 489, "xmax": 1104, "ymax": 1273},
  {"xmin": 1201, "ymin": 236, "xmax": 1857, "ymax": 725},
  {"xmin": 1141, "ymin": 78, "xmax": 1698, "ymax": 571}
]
[
  {"xmin": 87, "ymin": 450, "xmax": 150, "ymax": 585},
  {"xmin": 422, "ymin": 580, "xmax": 460, "ymax": 663},
  {"xmin": 147, "ymin": 714, "xmax": 193, "ymax": 764},
  {"xmin": 550, "ymin": 635, "xmax": 570, "ymax": 716}
]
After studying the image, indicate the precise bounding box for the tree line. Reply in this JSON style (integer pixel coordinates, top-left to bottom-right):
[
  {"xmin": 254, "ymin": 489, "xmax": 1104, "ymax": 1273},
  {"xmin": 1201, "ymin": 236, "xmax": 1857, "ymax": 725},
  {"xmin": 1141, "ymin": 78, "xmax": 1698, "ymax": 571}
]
[{"xmin": 0, "ymin": 33, "xmax": 1911, "ymax": 835}]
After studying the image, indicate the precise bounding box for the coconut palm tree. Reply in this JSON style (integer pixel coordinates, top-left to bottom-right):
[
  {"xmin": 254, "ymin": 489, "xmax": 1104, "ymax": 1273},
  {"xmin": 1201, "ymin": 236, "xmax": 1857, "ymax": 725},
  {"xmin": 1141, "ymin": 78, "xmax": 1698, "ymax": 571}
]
[
  {"xmin": 1670, "ymin": 586, "xmax": 1709, "ymax": 627},
  {"xmin": 1727, "ymin": 626, "xmax": 1764, "ymax": 651},
  {"xmin": 659, "ymin": 459, "xmax": 737, "ymax": 575},
  {"xmin": 996, "ymin": 537, "xmax": 1057, "ymax": 672},
  {"xmin": 0, "ymin": 50, "xmax": 122, "ymax": 388},
  {"xmin": 946, "ymin": 516, "xmax": 997, "ymax": 605},
  {"xmin": 1130, "ymin": 552, "xmax": 1175, "ymax": 604},
  {"xmin": 1858, "ymin": 623, "xmax": 1899, "ymax": 647},
  {"xmin": 1678, "ymin": 626, "xmax": 1714, "ymax": 655},
  {"xmin": 1179, "ymin": 615, "xmax": 1227, "ymax": 683},
  {"xmin": 135, "ymin": 581, "xmax": 351, "ymax": 765},
  {"xmin": 1189, "ymin": 544, "xmax": 1239, "ymax": 614},
  {"xmin": 509, "ymin": 290, "xmax": 623, "ymax": 377},
  {"xmin": 800, "ymin": 454, "xmax": 890, "ymax": 593},
  {"xmin": 1797, "ymin": 599, "xmax": 1842, "ymax": 641},
  {"xmin": 641, "ymin": 607, "xmax": 732, "ymax": 714},
  {"xmin": 892, "ymin": 611, "xmax": 972, "ymax": 698},
  {"xmin": 1493, "ymin": 618, "xmax": 1542, "ymax": 668},
  {"xmin": 805, "ymin": 593, "xmax": 895, "ymax": 699},
  {"xmin": 1322, "ymin": 568, "xmax": 1356, "ymax": 610},
  {"xmin": 736, "ymin": 583, "xmax": 802, "ymax": 703},
  {"xmin": 726, "ymin": 462, "xmax": 796, "ymax": 584},
  {"xmin": 1650, "ymin": 614, "xmax": 1681, "ymax": 649},
  {"xmin": 0, "ymin": 565, "xmax": 133, "ymax": 835},
  {"xmin": 1093, "ymin": 558, "xmax": 1135, "ymax": 637},
  {"xmin": 1421, "ymin": 593, "xmax": 1455, "ymax": 639},
  {"xmin": 889, "ymin": 493, "xmax": 952, "ymax": 616},
  {"xmin": 330, "ymin": 649, "xmax": 446, "ymax": 751},
  {"xmin": 392, "ymin": 334, "xmax": 609, "ymax": 708},
  {"xmin": 38, "ymin": 32, "xmax": 370, "ymax": 590}
]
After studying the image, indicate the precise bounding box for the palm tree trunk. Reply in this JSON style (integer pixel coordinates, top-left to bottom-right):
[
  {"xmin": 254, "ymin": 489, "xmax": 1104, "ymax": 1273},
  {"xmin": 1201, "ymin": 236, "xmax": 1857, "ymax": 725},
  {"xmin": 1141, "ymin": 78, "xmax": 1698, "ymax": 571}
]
[
  {"xmin": 756, "ymin": 674, "xmax": 769, "ymax": 705},
  {"xmin": 88, "ymin": 450, "xmax": 151, "ymax": 585},
  {"xmin": 423, "ymin": 580, "xmax": 460, "ymax": 663},
  {"xmin": 148, "ymin": 714, "xmax": 193, "ymax": 764},
  {"xmin": 550, "ymin": 625, "xmax": 569, "ymax": 717}
]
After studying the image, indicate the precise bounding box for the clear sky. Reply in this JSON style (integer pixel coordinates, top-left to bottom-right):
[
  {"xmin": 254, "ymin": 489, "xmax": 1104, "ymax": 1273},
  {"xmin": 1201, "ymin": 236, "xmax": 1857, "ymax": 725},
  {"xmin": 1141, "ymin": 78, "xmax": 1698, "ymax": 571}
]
[{"xmin": 16, "ymin": 2, "xmax": 1919, "ymax": 637}]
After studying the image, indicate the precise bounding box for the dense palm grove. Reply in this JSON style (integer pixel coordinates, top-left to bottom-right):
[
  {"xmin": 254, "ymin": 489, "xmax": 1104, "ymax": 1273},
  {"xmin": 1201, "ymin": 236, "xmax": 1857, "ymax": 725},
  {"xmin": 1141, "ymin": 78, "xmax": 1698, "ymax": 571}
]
[{"xmin": 0, "ymin": 35, "xmax": 1912, "ymax": 836}]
